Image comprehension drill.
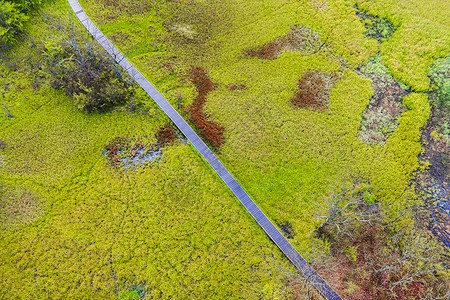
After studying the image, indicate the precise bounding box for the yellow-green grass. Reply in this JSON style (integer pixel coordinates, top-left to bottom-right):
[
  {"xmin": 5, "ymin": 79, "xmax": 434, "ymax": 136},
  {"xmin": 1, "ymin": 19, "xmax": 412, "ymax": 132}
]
[
  {"xmin": 1, "ymin": 0, "xmax": 446, "ymax": 296},
  {"xmin": 77, "ymin": 0, "xmax": 438, "ymax": 246},
  {"xmin": 0, "ymin": 141, "xmax": 289, "ymax": 298},
  {"xmin": 356, "ymin": 0, "xmax": 450, "ymax": 91},
  {"xmin": 0, "ymin": 2, "xmax": 291, "ymax": 298}
]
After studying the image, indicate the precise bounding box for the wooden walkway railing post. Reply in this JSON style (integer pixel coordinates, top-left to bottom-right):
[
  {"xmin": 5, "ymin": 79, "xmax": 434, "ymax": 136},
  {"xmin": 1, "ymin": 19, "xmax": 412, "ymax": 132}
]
[{"xmin": 67, "ymin": 1, "xmax": 342, "ymax": 298}]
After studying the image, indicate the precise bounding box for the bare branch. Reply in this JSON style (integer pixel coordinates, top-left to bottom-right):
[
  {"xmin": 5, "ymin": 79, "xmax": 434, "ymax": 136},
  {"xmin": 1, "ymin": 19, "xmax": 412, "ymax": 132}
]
[{"xmin": 314, "ymin": 177, "xmax": 375, "ymax": 238}]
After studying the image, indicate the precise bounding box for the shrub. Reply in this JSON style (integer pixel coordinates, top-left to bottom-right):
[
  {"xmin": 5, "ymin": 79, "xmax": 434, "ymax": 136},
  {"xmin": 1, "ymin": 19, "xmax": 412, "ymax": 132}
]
[
  {"xmin": 44, "ymin": 23, "xmax": 136, "ymax": 112},
  {"xmin": 53, "ymin": 58, "xmax": 134, "ymax": 112},
  {"xmin": 155, "ymin": 124, "xmax": 177, "ymax": 146},
  {"xmin": 0, "ymin": 0, "xmax": 28, "ymax": 44},
  {"xmin": 0, "ymin": 0, "xmax": 41, "ymax": 44},
  {"xmin": 309, "ymin": 178, "xmax": 450, "ymax": 299}
]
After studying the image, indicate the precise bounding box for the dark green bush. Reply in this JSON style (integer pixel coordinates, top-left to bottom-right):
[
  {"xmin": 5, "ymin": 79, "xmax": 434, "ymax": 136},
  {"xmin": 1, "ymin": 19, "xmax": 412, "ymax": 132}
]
[
  {"xmin": 9, "ymin": 0, "xmax": 41, "ymax": 12},
  {"xmin": 46, "ymin": 28, "xmax": 135, "ymax": 112}
]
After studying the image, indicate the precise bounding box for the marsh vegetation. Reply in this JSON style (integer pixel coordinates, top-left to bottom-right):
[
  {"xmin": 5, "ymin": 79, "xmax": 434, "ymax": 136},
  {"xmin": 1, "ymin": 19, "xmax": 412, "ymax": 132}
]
[{"xmin": 1, "ymin": 0, "xmax": 449, "ymax": 298}]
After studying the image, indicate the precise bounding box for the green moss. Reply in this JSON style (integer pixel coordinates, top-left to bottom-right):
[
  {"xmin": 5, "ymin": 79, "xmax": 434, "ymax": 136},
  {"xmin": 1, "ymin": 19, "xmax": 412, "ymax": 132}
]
[
  {"xmin": 359, "ymin": 55, "xmax": 409, "ymax": 90},
  {"xmin": 0, "ymin": 2, "xmax": 291, "ymax": 298},
  {"xmin": 356, "ymin": 0, "xmax": 450, "ymax": 91},
  {"xmin": 78, "ymin": 0, "xmax": 439, "ymax": 251},
  {"xmin": 371, "ymin": 93, "xmax": 430, "ymax": 216},
  {"xmin": 1, "ymin": 143, "xmax": 291, "ymax": 298},
  {"xmin": 1, "ymin": 0, "xmax": 446, "ymax": 297}
]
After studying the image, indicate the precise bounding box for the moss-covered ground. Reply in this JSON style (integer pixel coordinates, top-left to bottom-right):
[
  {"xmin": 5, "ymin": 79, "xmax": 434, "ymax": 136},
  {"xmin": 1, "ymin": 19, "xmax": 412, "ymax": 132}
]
[
  {"xmin": 0, "ymin": 1, "xmax": 293, "ymax": 299},
  {"xmin": 78, "ymin": 0, "xmax": 445, "ymax": 242},
  {"xmin": 1, "ymin": 0, "xmax": 449, "ymax": 298}
]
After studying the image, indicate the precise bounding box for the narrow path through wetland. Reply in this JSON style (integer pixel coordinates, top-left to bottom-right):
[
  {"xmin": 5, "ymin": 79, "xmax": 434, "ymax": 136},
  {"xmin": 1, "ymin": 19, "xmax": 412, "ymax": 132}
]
[{"xmin": 67, "ymin": 0, "xmax": 341, "ymax": 299}]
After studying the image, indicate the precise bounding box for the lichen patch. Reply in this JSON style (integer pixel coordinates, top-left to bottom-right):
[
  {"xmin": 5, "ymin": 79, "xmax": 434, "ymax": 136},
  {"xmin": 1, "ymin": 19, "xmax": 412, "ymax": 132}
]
[
  {"xmin": 247, "ymin": 25, "xmax": 329, "ymax": 60},
  {"xmin": 357, "ymin": 57, "xmax": 409, "ymax": 145},
  {"xmin": 0, "ymin": 185, "xmax": 44, "ymax": 230}
]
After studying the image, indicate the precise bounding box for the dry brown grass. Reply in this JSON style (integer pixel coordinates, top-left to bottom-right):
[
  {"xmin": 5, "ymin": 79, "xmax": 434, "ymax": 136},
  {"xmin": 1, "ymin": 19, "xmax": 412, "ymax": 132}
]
[
  {"xmin": 0, "ymin": 185, "xmax": 43, "ymax": 230},
  {"xmin": 291, "ymin": 71, "xmax": 338, "ymax": 111}
]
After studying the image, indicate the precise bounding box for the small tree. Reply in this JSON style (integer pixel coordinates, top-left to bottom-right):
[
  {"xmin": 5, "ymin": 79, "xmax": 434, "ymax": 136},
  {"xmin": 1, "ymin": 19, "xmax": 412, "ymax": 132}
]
[
  {"xmin": 363, "ymin": 226, "xmax": 449, "ymax": 297},
  {"xmin": 45, "ymin": 21, "xmax": 136, "ymax": 112},
  {"xmin": 310, "ymin": 177, "xmax": 450, "ymax": 299},
  {"xmin": 315, "ymin": 178, "xmax": 375, "ymax": 238}
]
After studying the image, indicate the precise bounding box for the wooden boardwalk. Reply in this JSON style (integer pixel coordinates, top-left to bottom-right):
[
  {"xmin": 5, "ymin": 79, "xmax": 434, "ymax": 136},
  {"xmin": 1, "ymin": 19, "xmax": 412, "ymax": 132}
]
[{"xmin": 67, "ymin": 1, "xmax": 342, "ymax": 299}]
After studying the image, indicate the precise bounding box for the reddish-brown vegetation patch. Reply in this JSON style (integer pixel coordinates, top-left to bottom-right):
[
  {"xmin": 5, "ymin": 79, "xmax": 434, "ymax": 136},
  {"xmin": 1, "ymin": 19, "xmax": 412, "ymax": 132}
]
[
  {"xmin": 247, "ymin": 40, "xmax": 283, "ymax": 60},
  {"xmin": 187, "ymin": 67, "xmax": 225, "ymax": 148},
  {"xmin": 247, "ymin": 25, "xmax": 328, "ymax": 60},
  {"xmin": 105, "ymin": 136, "xmax": 132, "ymax": 167},
  {"xmin": 332, "ymin": 225, "xmax": 424, "ymax": 299},
  {"xmin": 227, "ymin": 83, "xmax": 246, "ymax": 91},
  {"xmin": 291, "ymin": 71, "xmax": 338, "ymax": 111},
  {"xmin": 309, "ymin": 221, "xmax": 448, "ymax": 300},
  {"xmin": 156, "ymin": 124, "xmax": 177, "ymax": 146}
]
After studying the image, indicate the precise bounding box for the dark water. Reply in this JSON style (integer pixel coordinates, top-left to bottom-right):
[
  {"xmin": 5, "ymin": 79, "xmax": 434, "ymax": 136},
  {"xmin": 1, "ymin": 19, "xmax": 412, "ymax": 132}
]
[{"xmin": 121, "ymin": 148, "xmax": 163, "ymax": 169}]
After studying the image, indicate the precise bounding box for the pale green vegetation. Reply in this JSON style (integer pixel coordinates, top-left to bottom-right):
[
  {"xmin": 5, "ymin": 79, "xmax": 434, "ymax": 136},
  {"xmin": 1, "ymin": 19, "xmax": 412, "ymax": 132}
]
[
  {"xmin": 77, "ymin": 0, "xmax": 449, "ymax": 296},
  {"xmin": 0, "ymin": 2, "xmax": 292, "ymax": 298},
  {"xmin": 429, "ymin": 56, "xmax": 450, "ymax": 113},
  {"xmin": 356, "ymin": 0, "xmax": 450, "ymax": 91},
  {"xmin": 0, "ymin": 66, "xmax": 289, "ymax": 298},
  {"xmin": 78, "ymin": 0, "xmax": 437, "ymax": 244},
  {"xmin": 1, "ymin": 0, "xmax": 449, "ymax": 298}
]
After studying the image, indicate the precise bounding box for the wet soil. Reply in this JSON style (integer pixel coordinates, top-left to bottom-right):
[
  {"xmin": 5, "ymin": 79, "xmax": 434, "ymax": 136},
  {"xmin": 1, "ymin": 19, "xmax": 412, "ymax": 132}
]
[
  {"xmin": 104, "ymin": 136, "xmax": 162, "ymax": 168},
  {"xmin": 277, "ymin": 221, "xmax": 295, "ymax": 239},
  {"xmin": 355, "ymin": 5, "xmax": 396, "ymax": 43},
  {"xmin": 416, "ymin": 107, "xmax": 450, "ymax": 247},
  {"xmin": 357, "ymin": 68, "xmax": 409, "ymax": 145},
  {"xmin": 414, "ymin": 57, "xmax": 450, "ymax": 247}
]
